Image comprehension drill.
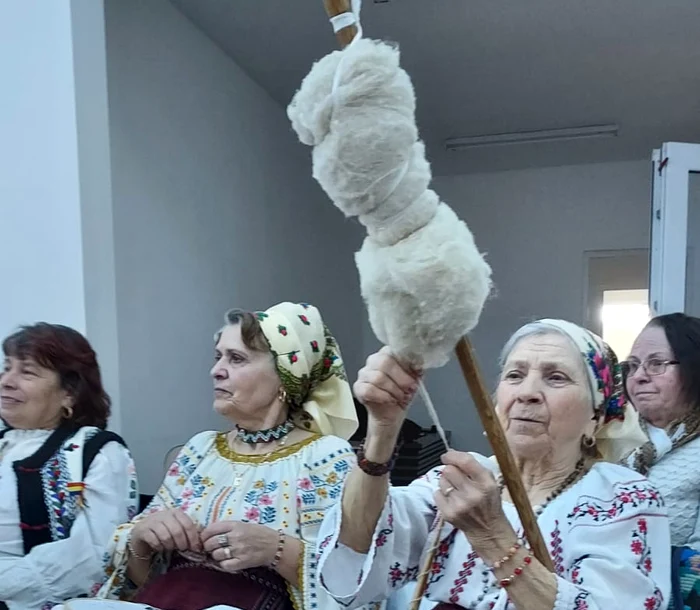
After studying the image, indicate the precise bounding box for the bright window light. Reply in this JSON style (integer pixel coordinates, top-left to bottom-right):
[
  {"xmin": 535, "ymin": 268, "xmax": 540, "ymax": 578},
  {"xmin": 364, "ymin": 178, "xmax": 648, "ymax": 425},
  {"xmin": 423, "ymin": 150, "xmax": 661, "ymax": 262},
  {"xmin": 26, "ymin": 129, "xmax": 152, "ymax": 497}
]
[{"xmin": 601, "ymin": 289, "xmax": 650, "ymax": 360}]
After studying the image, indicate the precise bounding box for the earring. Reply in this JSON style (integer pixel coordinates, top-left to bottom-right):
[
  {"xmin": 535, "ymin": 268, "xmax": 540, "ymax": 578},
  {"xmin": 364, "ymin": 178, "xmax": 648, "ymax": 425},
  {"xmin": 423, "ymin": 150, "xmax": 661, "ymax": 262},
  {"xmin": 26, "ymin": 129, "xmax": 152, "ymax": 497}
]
[
  {"xmin": 277, "ymin": 387, "xmax": 288, "ymax": 404},
  {"xmin": 61, "ymin": 405, "xmax": 74, "ymax": 420},
  {"xmin": 581, "ymin": 435, "xmax": 596, "ymax": 450}
]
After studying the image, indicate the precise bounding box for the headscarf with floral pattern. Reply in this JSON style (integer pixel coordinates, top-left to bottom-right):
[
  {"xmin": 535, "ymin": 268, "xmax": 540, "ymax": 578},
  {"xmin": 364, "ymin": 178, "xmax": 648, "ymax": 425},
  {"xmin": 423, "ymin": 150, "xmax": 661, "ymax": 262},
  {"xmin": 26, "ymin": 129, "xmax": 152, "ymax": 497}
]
[
  {"xmin": 255, "ymin": 302, "xmax": 358, "ymax": 440},
  {"xmin": 504, "ymin": 319, "xmax": 647, "ymax": 462}
]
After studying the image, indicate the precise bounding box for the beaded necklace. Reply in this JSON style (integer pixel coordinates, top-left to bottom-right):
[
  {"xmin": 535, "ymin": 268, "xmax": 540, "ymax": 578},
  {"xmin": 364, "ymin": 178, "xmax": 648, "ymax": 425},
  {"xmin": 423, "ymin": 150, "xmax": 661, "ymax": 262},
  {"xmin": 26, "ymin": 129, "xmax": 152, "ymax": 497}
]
[
  {"xmin": 235, "ymin": 417, "xmax": 295, "ymax": 444},
  {"xmin": 498, "ymin": 457, "xmax": 588, "ymax": 517},
  {"xmin": 224, "ymin": 427, "xmax": 294, "ymax": 489}
]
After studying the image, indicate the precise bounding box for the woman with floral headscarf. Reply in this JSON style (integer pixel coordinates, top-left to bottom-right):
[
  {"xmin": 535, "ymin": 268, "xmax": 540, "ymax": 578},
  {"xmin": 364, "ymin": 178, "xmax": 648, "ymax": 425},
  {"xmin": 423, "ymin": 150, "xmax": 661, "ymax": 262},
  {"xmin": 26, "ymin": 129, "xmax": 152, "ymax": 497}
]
[
  {"xmin": 93, "ymin": 302, "xmax": 360, "ymax": 610},
  {"xmin": 317, "ymin": 319, "xmax": 670, "ymax": 610}
]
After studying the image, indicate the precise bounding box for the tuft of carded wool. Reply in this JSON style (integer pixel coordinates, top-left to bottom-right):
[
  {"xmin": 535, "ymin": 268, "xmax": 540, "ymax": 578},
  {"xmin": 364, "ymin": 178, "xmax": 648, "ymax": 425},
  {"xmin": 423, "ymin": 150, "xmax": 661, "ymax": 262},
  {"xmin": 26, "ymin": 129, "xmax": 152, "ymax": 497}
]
[{"xmin": 288, "ymin": 39, "xmax": 492, "ymax": 368}]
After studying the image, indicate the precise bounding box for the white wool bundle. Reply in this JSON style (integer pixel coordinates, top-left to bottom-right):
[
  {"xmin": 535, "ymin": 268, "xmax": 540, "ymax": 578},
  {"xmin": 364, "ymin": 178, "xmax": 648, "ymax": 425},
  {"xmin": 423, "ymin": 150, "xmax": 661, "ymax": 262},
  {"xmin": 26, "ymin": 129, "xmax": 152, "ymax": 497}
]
[
  {"xmin": 355, "ymin": 204, "xmax": 491, "ymax": 368},
  {"xmin": 288, "ymin": 39, "xmax": 426, "ymax": 238},
  {"xmin": 288, "ymin": 38, "xmax": 492, "ymax": 368}
]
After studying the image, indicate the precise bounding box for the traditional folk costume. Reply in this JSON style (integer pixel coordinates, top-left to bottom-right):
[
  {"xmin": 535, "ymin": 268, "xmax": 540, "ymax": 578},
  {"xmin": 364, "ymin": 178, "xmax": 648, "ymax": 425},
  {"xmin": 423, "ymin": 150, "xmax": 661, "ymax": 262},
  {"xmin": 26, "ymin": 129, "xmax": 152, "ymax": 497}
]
[
  {"xmin": 95, "ymin": 302, "xmax": 362, "ymax": 610},
  {"xmin": 0, "ymin": 422, "xmax": 137, "ymax": 610},
  {"xmin": 317, "ymin": 321, "xmax": 672, "ymax": 610}
]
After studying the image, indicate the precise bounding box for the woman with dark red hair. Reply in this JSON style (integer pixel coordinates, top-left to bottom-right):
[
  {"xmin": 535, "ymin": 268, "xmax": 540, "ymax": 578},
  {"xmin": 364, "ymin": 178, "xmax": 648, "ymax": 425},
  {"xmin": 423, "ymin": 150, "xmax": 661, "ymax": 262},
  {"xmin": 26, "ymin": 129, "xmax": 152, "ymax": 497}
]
[{"xmin": 0, "ymin": 323, "xmax": 138, "ymax": 610}]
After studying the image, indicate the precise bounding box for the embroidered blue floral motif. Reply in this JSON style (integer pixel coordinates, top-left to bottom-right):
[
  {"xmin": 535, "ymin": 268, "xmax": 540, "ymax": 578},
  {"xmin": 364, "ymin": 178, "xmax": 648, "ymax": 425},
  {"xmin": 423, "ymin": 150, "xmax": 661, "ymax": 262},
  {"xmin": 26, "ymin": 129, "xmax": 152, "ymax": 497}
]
[
  {"xmin": 127, "ymin": 479, "xmax": 138, "ymax": 520},
  {"xmin": 169, "ymin": 445, "xmax": 205, "ymax": 483},
  {"xmin": 299, "ymin": 459, "xmax": 349, "ymax": 506},
  {"xmin": 242, "ymin": 480, "xmax": 279, "ymax": 524},
  {"xmin": 188, "ymin": 475, "xmax": 209, "ymax": 499}
]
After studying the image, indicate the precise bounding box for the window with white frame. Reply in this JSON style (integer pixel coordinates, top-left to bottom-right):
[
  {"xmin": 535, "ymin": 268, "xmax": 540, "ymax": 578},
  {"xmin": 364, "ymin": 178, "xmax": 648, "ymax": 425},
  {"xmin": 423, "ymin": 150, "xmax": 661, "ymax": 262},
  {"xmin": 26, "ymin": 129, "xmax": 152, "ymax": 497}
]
[{"xmin": 650, "ymin": 143, "xmax": 700, "ymax": 317}]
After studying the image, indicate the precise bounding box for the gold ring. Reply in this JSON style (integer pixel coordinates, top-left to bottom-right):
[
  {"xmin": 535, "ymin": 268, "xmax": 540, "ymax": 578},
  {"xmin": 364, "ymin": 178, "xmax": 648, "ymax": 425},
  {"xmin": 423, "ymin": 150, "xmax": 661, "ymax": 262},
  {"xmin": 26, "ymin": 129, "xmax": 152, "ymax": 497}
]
[
  {"xmin": 224, "ymin": 546, "xmax": 232, "ymax": 560},
  {"xmin": 218, "ymin": 534, "xmax": 229, "ymax": 548},
  {"xmin": 444, "ymin": 485, "xmax": 455, "ymax": 497}
]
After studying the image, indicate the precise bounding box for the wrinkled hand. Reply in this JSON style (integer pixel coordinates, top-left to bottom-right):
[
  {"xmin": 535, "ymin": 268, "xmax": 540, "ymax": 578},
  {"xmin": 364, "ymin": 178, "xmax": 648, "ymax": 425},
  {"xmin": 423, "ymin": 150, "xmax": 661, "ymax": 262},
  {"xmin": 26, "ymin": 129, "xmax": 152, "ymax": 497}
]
[
  {"xmin": 435, "ymin": 451, "xmax": 515, "ymax": 550},
  {"xmin": 130, "ymin": 508, "xmax": 202, "ymax": 555},
  {"xmin": 354, "ymin": 346, "xmax": 421, "ymax": 434},
  {"xmin": 201, "ymin": 521, "xmax": 278, "ymax": 573}
]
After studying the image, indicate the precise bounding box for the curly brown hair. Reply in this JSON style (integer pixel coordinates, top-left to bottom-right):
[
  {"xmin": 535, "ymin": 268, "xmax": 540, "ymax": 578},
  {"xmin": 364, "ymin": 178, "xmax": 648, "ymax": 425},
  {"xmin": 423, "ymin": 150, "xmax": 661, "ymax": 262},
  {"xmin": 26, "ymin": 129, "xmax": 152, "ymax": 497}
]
[{"xmin": 2, "ymin": 323, "xmax": 111, "ymax": 429}]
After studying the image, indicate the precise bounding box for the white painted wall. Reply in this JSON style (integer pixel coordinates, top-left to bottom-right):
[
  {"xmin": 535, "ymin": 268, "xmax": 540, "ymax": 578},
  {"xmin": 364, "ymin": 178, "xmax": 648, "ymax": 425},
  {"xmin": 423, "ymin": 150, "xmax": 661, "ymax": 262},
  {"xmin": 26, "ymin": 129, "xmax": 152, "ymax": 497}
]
[
  {"xmin": 364, "ymin": 160, "xmax": 652, "ymax": 454},
  {"xmin": 1, "ymin": 0, "xmax": 126, "ymax": 434},
  {"xmin": 105, "ymin": 0, "xmax": 364, "ymax": 491},
  {"xmin": 71, "ymin": 0, "xmax": 123, "ymax": 434},
  {"xmin": 0, "ymin": 0, "xmax": 86, "ymax": 338}
]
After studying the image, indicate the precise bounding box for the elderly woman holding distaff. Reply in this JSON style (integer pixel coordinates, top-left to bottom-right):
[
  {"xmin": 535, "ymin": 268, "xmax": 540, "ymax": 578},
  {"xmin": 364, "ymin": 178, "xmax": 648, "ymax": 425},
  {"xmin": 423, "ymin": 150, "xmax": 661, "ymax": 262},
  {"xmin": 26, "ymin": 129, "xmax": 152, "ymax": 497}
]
[{"xmin": 318, "ymin": 319, "xmax": 670, "ymax": 610}]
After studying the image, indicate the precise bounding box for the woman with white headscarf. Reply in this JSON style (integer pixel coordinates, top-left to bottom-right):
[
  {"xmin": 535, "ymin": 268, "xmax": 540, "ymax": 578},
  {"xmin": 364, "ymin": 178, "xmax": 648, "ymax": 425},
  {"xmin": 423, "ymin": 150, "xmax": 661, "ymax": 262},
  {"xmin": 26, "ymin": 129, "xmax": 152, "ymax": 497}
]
[{"xmin": 318, "ymin": 319, "xmax": 669, "ymax": 610}]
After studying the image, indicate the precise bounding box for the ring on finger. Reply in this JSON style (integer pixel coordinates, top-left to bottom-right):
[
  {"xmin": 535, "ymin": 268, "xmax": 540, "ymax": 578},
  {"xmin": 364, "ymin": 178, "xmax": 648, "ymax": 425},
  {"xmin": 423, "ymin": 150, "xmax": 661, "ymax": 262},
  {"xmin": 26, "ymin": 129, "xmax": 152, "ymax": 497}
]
[
  {"xmin": 217, "ymin": 534, "xmax": 229, "ymax": 548},
  {"xmin": 223, "ymin": 546, "xmax": 232, "ymax": 560},
  {"xmin": 443, "ymin": 485, "xmax": 455, "ymax": 497}
]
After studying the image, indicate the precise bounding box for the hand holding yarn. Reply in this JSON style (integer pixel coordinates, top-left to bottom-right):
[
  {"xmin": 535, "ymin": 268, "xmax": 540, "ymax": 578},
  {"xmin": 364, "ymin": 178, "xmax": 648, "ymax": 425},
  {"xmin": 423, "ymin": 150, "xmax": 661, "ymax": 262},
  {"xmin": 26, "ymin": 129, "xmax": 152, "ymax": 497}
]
[{"xmin": 354, "ymin": 346, "xmax": 421, "ymax": 434}]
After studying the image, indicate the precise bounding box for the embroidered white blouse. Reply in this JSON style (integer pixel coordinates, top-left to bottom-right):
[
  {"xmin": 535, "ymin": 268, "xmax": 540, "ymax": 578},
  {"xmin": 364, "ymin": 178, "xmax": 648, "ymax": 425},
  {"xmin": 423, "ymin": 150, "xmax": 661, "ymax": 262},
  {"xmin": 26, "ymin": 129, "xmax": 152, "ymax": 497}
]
[
  {"xmin": 96, "ymin": 431, "xmax": 361, "ymax": 610},
  {"xmin": 0, "ymin": 428, "xmax": 137, "ymax": 610},
  {"xmin": 318, "ymin": 456, "xmax": 672, "ymax": 610}
]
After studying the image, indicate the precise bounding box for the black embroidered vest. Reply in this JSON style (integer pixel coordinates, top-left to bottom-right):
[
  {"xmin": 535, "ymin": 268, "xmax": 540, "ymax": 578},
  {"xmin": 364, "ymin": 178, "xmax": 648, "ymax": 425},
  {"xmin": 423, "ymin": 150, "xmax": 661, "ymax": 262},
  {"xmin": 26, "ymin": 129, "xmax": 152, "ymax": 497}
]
[{"xmin": 0, "ymin": 423, "xmax": 127, "ymax": 554}]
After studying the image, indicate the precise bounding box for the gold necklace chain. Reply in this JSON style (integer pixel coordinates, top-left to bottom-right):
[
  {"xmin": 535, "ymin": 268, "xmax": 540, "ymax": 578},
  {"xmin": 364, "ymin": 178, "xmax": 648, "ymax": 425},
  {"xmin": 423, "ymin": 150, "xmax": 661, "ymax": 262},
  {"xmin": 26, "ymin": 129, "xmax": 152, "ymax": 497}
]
[{"xmin": 227, "ymin": 431, "xmax": 291, "ymax": 488}]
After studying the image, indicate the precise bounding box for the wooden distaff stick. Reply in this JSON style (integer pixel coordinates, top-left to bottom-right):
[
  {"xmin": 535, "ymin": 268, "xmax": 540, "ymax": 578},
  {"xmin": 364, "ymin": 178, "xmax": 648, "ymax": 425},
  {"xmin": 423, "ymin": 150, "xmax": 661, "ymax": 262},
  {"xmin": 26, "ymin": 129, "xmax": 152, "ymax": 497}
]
[
  {"xmin": 323, "ymin": 0, "xmax": 358, "ymax": 46},
  {"xmin": 320, "ymin": 0, "xmax": 554, "ymax": 602},
  {"xmin": 409, "ymin": 339, "xmax": 553, "ymax": 609},
  {"xmin": 455, "ymin": 336, "xmax": 553, "ymax": 571}
]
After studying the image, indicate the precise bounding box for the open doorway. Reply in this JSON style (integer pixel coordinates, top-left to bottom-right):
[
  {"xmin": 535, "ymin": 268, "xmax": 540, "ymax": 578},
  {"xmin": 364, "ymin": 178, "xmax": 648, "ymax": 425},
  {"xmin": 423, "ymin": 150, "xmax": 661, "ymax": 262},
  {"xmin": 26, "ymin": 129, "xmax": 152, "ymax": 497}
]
[
  {"xmin": 601, "ymin": 288, "xmax": 650, "ymax": 359},
  {"xmin": 584, "ymin": 249, "xmax": 650, "ymax": 359}
]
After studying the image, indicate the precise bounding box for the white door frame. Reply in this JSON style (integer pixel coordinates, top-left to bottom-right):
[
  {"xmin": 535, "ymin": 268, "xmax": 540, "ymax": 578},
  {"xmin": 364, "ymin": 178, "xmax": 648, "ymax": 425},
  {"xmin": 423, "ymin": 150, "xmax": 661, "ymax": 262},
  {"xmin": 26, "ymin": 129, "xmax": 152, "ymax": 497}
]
[{"xmin": 650, "ymin": 142, "xmax": 700, "ymax": 315}]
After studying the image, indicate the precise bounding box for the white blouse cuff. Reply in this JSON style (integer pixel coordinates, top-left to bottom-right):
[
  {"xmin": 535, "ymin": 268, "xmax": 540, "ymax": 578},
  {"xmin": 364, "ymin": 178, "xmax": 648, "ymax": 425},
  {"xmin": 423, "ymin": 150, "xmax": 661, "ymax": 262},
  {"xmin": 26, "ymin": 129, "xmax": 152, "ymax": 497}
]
[
  {"xmin": 552, "ymin": 578, "xmax": 582, "ymax": 610},
  {"xmin": 320, "ymin": 543, "xmax": 371, "ymax": 598}
]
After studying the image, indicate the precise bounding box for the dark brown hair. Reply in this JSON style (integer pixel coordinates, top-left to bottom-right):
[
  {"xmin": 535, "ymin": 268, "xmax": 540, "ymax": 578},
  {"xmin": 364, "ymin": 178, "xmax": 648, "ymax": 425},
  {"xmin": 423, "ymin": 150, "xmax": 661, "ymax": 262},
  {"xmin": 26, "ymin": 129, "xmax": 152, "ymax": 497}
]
[
  {"xmin": 645, "ymin": 313, "xmax": 700, "ymax": 413},
  {"xmin": 2, "ymin": 323, "xmax": 111, "ymax": 429},
  {"xmin": 216, "ymin": 309, "xmax": 270, "ymax": 352}
]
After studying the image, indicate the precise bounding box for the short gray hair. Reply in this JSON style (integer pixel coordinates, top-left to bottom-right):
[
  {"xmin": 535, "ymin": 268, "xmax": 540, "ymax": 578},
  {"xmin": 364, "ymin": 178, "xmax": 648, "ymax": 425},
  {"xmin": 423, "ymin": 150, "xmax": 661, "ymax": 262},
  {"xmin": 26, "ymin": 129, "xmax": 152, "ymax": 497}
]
[
  {"xmin": 500, "ymin": 321, "xmax": 573, "ymax": 364},
  {"xmin": 499, "ymin": 320, "xmax": 593, "ymax": 407}
]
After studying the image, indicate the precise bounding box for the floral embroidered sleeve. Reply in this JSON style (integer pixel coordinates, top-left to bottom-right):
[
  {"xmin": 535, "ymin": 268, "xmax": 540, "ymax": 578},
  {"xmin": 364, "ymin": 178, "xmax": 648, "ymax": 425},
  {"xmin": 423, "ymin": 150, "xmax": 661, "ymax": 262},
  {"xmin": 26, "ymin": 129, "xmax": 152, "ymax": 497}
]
[
  {"xmin": 317, "ymin": 466, "xmax": 441, "ymax": 609},
  {"xmin": 290, "ymin": 436, "xmax": 358, "ymax": 610},
  {"xmin": 553, "ymin": 480, "xmax": 671, "ymax": 610},
  {"xmin": 94, "ymin": 431, "xmax": 214, "ymax": 599}
]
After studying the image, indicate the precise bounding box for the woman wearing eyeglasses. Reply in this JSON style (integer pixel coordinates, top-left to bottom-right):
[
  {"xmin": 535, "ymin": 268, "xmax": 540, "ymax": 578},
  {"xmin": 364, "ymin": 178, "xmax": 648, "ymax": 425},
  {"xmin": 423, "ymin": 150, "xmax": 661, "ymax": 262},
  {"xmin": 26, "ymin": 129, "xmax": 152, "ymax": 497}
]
[{"xmin": 622, "ymin": 313, "xmax": 700, "ymax": 550}]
